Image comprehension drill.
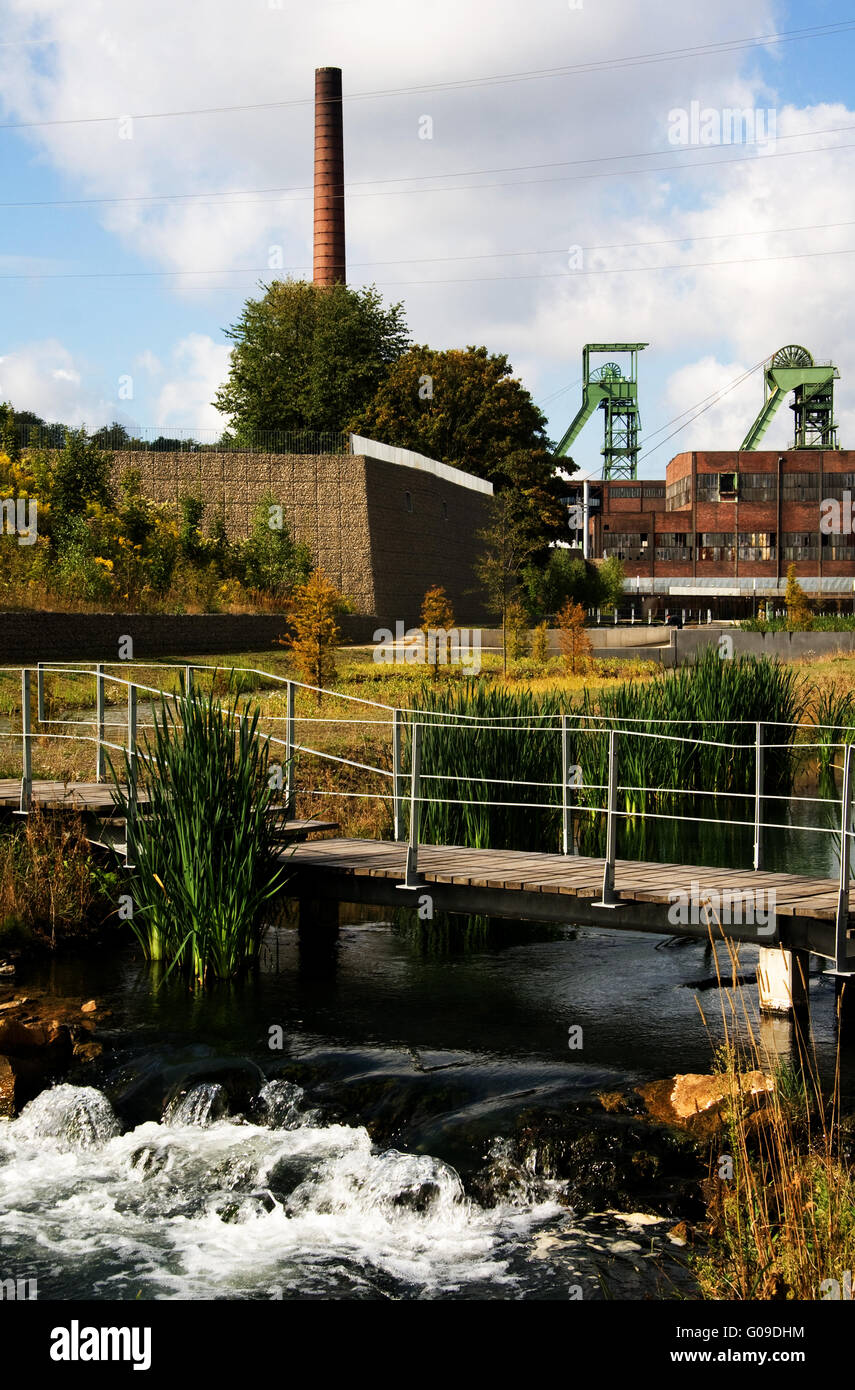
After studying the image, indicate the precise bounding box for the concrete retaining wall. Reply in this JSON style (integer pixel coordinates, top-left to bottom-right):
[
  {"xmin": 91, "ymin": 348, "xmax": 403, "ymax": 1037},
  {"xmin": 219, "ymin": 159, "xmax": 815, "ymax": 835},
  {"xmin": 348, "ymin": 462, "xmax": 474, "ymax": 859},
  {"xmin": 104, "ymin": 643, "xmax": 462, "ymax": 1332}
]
[
  {"xmin": 0, "ymin": 610, "xmax": 378, "ymax": 665},
  {"xmin": 674, "ymin": 628, "xmax": 855, "ymax": 664}
]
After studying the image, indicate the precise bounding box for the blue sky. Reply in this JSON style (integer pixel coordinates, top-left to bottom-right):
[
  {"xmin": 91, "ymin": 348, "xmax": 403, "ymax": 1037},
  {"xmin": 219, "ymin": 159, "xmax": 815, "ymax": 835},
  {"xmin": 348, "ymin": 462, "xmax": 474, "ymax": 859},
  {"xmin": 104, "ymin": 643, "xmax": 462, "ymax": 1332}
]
[{"xmin": 2, "ymin": 0, "xmax": 855, "ymax": 477}]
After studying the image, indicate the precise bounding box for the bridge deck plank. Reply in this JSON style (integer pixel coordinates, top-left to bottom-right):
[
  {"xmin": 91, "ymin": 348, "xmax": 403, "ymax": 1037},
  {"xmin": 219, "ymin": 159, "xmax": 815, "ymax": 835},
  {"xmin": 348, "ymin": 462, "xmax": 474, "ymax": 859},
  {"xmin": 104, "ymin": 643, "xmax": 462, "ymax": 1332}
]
[{"xmin": 288, "ymin": 838, "xmax": 845, "ymax": 925}]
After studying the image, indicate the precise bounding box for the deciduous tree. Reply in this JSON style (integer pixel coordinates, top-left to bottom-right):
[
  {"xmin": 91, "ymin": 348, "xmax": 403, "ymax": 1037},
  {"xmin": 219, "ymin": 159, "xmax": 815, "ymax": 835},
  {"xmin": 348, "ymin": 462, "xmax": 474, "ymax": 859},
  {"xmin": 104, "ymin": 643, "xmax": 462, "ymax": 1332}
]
[
  {"xmin": 557, "ymin": 599, "xmax": 593, "ymax": 675},
  {"xmin": 420, "ymin": 585, "xmax": 456, "ymax": 679},
  {"xmin": 281, "ymin": 568, "xmax": 351, "ymax": 697},
  {"xmin": 214, "ymin": 280, "xmax": 410, "ymax": 440}
]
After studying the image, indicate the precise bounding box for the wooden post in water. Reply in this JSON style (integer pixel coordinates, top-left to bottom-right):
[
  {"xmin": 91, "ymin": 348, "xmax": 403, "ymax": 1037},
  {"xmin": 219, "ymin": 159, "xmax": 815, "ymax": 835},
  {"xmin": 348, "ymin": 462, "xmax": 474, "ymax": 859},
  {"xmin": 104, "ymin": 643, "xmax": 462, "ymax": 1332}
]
[
  {"xmin": 20, "ymin": 669, "xmax": 32, "ymax": 813},
  {"xmin": 95, "ymin": 664, "xmax": 106, "ymax": 782}
]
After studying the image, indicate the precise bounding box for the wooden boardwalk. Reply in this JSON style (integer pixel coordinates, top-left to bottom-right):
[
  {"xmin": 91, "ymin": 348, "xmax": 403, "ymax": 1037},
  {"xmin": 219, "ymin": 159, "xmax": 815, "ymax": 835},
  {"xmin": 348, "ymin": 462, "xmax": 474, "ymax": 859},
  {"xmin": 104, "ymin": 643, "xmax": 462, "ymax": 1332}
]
[
  {"xmin": 288, "ymin": 837, "xmax": 850, "ymax": 959},
  {"xmin": 0, "ymin": 779, "xmax": 336, "ymax": 840}
]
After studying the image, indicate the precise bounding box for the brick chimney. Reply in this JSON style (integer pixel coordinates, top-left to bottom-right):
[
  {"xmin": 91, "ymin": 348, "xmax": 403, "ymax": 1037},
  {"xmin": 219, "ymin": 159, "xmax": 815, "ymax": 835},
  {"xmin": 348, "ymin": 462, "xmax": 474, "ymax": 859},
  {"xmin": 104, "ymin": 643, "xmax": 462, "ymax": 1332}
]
[{"xmin": 313, "ymin": 66, "xmax": 346, "ymax": 285}]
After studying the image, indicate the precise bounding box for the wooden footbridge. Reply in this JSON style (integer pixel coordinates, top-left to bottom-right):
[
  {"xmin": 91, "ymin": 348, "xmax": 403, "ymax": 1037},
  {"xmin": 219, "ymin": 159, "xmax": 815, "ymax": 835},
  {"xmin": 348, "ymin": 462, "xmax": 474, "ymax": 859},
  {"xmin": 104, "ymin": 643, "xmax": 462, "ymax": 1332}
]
[{"xmin": 1, "ymin": 661, "xmax": 854, "ymax": 1006}]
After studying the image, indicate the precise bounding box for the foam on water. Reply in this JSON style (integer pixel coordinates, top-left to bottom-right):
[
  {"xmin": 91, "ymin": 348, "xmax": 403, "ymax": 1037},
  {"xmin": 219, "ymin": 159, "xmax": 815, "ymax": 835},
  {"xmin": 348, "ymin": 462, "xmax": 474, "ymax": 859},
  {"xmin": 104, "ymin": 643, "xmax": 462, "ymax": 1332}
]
[{"xmin": 0, "ymin": 1083, "xmax": 560, "ymax": 1299}]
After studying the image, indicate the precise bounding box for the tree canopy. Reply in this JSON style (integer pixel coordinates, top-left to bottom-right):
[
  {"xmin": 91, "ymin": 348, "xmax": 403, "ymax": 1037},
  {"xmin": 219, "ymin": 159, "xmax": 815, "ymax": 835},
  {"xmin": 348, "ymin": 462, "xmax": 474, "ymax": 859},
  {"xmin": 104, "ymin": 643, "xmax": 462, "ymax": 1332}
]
[
  {"xmin": 213, "ymin": 279, "xmax": 411, "ymax": 440},
  {"xmin": 350, "ymin": 344, "xmax": 569, "ymax": 542}
]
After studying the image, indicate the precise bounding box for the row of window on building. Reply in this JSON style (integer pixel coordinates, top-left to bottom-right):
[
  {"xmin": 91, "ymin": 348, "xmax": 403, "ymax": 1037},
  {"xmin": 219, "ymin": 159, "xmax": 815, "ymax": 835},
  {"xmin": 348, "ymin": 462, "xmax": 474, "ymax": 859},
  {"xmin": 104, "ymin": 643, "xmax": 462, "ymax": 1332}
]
[
  {"xmin": 663, "ymin": 472, "xmax": 855, "ymax": 509},
  {"xmin": 601, "ymin": 531, "xmax": 852, "ymax": 562}
]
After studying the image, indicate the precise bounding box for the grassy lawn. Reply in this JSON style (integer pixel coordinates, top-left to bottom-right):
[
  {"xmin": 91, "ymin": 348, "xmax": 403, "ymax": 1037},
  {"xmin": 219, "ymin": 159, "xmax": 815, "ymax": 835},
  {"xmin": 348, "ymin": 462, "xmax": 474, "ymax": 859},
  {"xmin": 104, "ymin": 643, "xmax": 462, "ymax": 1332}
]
[
  {"xmin": 5, "ymin": 643, "xmax": 850, "ymax": 839},
  {"xmin": 0, "ymin": 647, "xmax": 663, "ymax": 836}
]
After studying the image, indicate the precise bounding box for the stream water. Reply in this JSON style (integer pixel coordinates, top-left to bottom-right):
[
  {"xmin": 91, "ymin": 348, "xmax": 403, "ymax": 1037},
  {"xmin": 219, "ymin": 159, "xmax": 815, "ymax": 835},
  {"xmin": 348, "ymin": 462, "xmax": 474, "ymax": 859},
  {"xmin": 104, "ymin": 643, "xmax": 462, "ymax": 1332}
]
[
  {"xmin": 1, "ymin": 752, "xmax": 854, "ymax": 1301},
  {"xmin": 1, "ymin": 891, "xmax": 853, "ymax": 1302}
]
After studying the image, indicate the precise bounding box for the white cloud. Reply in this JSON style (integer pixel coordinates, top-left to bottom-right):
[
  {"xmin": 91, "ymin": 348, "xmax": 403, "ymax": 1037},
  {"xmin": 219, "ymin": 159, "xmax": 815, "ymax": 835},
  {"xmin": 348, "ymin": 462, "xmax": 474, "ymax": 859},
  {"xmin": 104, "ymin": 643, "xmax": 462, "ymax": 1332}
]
[
  {"xmin": 134, "ymin": 349, "xmax": 163, "ymax": 375},
  {"xmin": 154, "ymin": 334, "xmax": 232, "ymax": 432},
  {"xmin": 0, "ymin": 339, "xmax": 113, "ymax": 426},
  {"xmin": 7, "ymin": 0, "xmax": 855, "ymax": 465}
]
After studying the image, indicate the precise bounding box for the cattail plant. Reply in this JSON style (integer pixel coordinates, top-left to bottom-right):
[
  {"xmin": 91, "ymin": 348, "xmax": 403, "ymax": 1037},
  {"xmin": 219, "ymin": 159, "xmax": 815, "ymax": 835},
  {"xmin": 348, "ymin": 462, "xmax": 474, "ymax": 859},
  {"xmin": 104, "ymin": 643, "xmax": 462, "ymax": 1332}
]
[
  {"xmin": 407, "ymin": 651, "xmax": 808, "ymax": 856},
  {"xmin": 111, "ymin": 682, "xmax": 288, "ymax": 982}
]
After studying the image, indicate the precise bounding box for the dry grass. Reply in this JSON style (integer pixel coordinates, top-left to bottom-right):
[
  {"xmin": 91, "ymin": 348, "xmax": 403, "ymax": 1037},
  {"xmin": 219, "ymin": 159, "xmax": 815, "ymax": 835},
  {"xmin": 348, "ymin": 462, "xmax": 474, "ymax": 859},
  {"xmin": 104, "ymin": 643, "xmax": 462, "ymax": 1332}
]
[
  {"xmin": 0, "ymin": 808, "xmax": 117, "ymax": 948},
  {"xmin": 693, "ymin": 933, "xmax": 855, "ymax": 1300}
]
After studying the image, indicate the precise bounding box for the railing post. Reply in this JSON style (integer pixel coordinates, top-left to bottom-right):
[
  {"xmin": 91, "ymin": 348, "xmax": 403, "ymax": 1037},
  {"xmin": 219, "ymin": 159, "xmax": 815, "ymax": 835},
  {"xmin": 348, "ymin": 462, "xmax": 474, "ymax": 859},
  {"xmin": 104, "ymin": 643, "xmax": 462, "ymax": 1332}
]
[
  {"xmin": 128, "ymin": 682, "xmax": 137, "ymax": 761},
  {"xmin": 126, "ymin": 684, "xmax": 138, "ymax": 870},
  {"xmin": 595, "ymin": 728, "xmax": 621, "ymax": 908},
  {"xmin": 393, "ymin": 708, "xmax": 404, "ymax": 841},
  {"xmin": 36, "ymin": 661, "xmax": 45, "ymax": 724},
  {"xmin": 95, "ymin": 663, "xmax": 106, "ymax": 782},
  {"xmin": 834, "ymin": 741, "xmax": 854, "ymax": 973},
  {"xmin": 20, "ymin": 670, "xmax": 32, "ymax": 813},
  {"xmin": 753, "ymin": 721, "xmax": 764, "ymax": 871},
  {"xmin": 399, "ymin": 720, "xmax": 422, "ymax": 889},
  {"xmin": 284, "ymin": 680, "xmax": 296, "ymax": 817},
  {"xmin": 561, "ymin": 714, "xmax": 571, "ymax": 855}
]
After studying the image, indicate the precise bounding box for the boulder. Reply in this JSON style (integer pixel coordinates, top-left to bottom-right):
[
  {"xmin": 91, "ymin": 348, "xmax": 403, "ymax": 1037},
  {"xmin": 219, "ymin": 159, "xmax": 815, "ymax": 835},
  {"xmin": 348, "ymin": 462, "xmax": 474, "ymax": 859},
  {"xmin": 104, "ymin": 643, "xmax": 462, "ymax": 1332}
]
[
  {"xmin": 636, "ymin": 1070, "xmax": 774, "ymax": 1137},
  {"xmin": 0, "ymin": 1018, "xmax": 74, "ymax": 1116}
]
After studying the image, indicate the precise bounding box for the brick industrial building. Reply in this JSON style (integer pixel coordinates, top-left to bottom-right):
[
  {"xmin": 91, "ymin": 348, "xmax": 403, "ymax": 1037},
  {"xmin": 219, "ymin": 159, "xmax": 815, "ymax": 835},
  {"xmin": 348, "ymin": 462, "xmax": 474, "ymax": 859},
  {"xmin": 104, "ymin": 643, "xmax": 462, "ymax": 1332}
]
[{"xmin": 572, "ymin": 450, "xmax": 855, "ymax": 617}]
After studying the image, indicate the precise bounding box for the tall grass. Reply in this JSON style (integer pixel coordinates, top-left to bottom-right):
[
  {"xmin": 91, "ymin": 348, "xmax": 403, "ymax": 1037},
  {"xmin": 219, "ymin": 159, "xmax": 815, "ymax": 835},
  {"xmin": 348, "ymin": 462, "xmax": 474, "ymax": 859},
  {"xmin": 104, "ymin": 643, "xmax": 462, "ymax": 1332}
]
[
  {"xmin": 408, "ymin": 650, "xmax": 808, "ymax": 854},
  {"xmin": 695, "ymin": 937, "xmax": 855, "ymax": 1300},
  {"xmin": 111, "ymin": 683, "xmax": 288, "ymax": 982},
  {"xmin": 813, "ymin": 687, "xmax": 855, "ymax": 773},
  {"xmin": 0, "ymin": 808, "xmax": 115, "ymax": 948}
]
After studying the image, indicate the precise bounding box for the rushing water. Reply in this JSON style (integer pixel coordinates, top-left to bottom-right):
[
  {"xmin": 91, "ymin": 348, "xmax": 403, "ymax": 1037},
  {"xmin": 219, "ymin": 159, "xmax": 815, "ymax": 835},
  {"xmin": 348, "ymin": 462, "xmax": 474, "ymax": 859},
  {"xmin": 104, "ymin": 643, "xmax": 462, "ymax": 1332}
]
[
  {"xmin": 1, "ymin": 893, "xmax": 853, "ymax": 1302},
  {"xmin": 1, "ymin": 765, "xmax": 852, "ymax": 1300}
]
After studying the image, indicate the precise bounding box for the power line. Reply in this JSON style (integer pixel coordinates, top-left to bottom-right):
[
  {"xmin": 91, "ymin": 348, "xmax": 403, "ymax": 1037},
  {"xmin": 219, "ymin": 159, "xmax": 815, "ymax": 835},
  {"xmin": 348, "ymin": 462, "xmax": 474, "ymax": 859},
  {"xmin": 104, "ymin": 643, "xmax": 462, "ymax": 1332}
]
[
  {"xmin": 4, "ymin": 119, "xmax": 855, "ymax": 211},
  {"xmin": 638, "ymin": 359, "xmax": 768, "ymax": 461},
  {"xmin": 1, "ymin": 128, "xmax": 853, "ymax": 254},
  {"xmin": 8, "ymin": 209, "xmax": 855, "ymax": 280},
  {"xmin": 1, "ymin": 19, "xmax": 852, "ymax": 131},
  {"xmin": 10, "ymin": 238, "xmax": 855, "ymax": 284}
]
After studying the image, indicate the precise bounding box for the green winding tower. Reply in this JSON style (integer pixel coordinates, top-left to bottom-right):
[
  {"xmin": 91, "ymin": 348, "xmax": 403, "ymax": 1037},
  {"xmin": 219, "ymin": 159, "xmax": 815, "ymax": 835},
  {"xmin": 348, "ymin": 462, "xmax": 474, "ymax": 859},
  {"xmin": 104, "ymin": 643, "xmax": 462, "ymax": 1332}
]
[
  {"xmin": 740, "ymin": 345, "xmax": 839, "ymax": 450},
  {"xmin": 556, "ymin": 343, "xmax": 648, "ymax": 480}
]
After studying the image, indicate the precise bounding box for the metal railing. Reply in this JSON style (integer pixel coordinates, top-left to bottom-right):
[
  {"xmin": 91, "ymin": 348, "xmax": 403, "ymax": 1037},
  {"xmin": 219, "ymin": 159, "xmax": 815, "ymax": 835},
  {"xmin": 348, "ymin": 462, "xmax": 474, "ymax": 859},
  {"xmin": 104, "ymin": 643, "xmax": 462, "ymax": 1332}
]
[
  {"xmin": 3, "ymin": 659, "xmax": 854, "ymax": 971},
  {"xmin": 7, "ymin": 425, "xmax": 351, "ymax": 456}
]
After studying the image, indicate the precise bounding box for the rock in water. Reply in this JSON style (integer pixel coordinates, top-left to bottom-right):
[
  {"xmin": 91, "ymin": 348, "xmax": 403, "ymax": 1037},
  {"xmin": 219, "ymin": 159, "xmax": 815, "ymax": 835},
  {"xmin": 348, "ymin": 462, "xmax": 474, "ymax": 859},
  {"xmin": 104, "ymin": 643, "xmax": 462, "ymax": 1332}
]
[
  {"xmin": 17, "ymin": 1084, "xmax": 121, "ymax": 1149},
  {"xmin": 165, "ymin": 1082, "xmax": 228, "ymax": 1127},
  {"xmin": 253, "ymin": 1079, "xmax": 306, "ymax": 1129}
]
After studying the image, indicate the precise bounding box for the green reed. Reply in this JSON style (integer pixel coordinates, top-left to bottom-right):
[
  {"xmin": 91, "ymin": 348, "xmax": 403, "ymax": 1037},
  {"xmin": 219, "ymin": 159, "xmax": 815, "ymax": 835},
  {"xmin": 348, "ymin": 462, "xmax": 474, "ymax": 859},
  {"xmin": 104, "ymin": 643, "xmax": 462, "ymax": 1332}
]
[
  {"xmin": 111, "ymin": 682, "xmax": 288, "ymax": 982},
  {"xmin": 407, "ymin": 651, "xmax": 808, "ymax": 855}
]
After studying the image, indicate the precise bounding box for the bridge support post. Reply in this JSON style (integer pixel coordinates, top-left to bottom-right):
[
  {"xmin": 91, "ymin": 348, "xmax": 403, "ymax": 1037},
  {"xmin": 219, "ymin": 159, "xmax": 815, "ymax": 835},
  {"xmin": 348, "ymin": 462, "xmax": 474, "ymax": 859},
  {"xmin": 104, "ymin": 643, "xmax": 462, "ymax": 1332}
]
[
  {"xmin": 285, "ymin": 681, "xmax": 296, "ymax": 817},
  {"xmin": 758, "ymin": 946, "xmax": 809, "ymax": 1015},
  {"xmin": 298, "ymin": 895, "xmax": 339, "ymax": 938},
  {"xmin": 184, "ymin": 665, "xmax": 193, "ymax": 696},
  {"xmin": 19, "ymin": 669, "xmax": 32, "ymax": 814},
  {"xmin": 594, "ymin": 728, "xmax": 621, "ymax": 908},
  {"xmin": 36, "ymin": 662, "xmax": 45, "ymax": 724},
  {"xmin": 753, "ymin": 721, "xmax": 764, "ymax": 871},
  {"xmin": 95, "ymin": 664, "xmax": 106, "ymax": 782}
]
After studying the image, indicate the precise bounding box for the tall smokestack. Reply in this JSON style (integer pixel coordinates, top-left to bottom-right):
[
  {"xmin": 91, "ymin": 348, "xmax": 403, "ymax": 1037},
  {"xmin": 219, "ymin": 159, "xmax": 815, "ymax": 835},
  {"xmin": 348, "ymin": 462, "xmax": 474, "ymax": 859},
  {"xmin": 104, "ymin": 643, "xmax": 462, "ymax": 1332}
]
[{"xmin": 313, "ymin": 66, "xmax": 346, "ymax": 286}]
